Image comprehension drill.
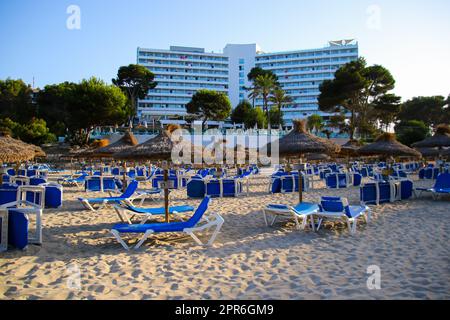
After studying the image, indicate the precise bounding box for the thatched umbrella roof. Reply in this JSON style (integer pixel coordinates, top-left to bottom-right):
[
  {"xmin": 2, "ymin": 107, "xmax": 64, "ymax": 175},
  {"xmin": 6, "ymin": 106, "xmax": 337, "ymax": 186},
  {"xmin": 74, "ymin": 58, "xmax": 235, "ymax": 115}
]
[
  {"xmin": 113, "ymin": 125, "xmax": 181, "ymax": 161},
  {"xmin": 339, "ymin": 139, "xmax": 363, "ymax": 157},
  {"xmin": 417, "ymin": 147, "xmax": 450, "ymax": 158},
  {"xmin": 359, "ymin": 133, "xmax": 421, "ymax": 158},
  {"xmin": 33, "ymin": 145, "xmax": 47, "ymax": 158},
  {"xmin": 0, "ymin": 133, "xmax": 36, "ymax": 163},
  {"xmin": 92, "ymin": 131, "xmax": 138, "ymax": 158},
  {"xmin": 417, "ymin": 148, "xmax": 438, "ymax": 158},
  {"xmin": 412, "ymin": 124, "xmax": 450, "ymax": 148},
  {"xmin": 70, "ymin": 139, "xmax": 110, "ymax": 159},
  {"xmin": 305, "ymin": 153, "xmax": 330, "ymax": 161},
  {"xmin": 262, "ymin": 119, "xmax": 340, "ymax": 157},
  {"xmin": 262, "ymin": 120, "xmax": 340, "ymax": 203}
]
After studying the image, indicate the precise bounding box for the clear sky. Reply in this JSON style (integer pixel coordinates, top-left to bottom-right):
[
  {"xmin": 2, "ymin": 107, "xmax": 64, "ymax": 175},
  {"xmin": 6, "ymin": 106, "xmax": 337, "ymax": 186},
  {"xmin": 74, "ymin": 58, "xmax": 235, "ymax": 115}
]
[{"xmin": 0, "ymin": 0, "xmax": 449, "ymax": 101}]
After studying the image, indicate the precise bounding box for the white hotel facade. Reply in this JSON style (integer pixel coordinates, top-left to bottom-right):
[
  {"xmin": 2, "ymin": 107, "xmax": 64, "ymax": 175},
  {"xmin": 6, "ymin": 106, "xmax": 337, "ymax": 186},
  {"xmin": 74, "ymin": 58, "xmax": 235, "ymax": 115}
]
[{"xmin": 136, "ymin": 40, "xmax": 358, "ymax": 126}]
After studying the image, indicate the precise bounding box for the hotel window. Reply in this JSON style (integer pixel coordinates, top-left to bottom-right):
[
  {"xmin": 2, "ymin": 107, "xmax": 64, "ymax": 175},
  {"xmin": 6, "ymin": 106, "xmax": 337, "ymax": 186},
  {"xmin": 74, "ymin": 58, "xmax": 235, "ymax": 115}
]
[{"xmin": 239, "ymin": 58, "xmax": 245, "ymax": 64}]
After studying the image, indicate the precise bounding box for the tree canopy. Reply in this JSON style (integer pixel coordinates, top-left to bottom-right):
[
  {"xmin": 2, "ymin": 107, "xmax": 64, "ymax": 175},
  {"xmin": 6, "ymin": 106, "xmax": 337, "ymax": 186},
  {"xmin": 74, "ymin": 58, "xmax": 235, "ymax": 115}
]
[
  {"xmin": 247, "ymin": 67, "xmax": 278, "ymax": 84},
  {"xmin": 318, "ymin": 57, "xmax": 398, "ymax": 139},
  {"xmin": 37, "ymin": 77, "xmax": 130, "ymax": 145},
  {"xmin": 398, "ymin": 96, "xmax": 448, "ymax": 128},
  {"xmin": 0, "ymin": 78, "xmax": 35, "ymax": 123},
  {"xmin": 0, "ymin": 117, "xmax": 56, "ymax": 145},
  {"xmin": 186, "ymin": 90, "xmax": 232, "ymax": 126},
  {"xmin": 395, "ymin": 120, "xmax": 430, "ymax": 147},
  {"xmin": 231, "ymin": 100, "xmax": 266, "ymax": 129},
  {"xmin": 112, "ymin": 64, "xmax": 157, "ymax": 117}
]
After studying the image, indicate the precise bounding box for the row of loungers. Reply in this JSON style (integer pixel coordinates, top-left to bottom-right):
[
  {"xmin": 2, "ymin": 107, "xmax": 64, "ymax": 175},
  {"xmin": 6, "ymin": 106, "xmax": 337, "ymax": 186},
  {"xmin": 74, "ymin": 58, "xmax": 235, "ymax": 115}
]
[
  {"xmin": 263, "ymin": 173, "xmax": 450, "ymax": 235},
  {"xmin": 263, "ymin": 197, "xmax": 371, "ymax": 235}
]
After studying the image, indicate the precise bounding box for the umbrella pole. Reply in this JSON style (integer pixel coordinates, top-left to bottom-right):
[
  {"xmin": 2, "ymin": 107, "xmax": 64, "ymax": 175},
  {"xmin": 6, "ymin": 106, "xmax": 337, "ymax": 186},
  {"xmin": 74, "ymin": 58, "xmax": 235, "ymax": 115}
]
[
  {"xmin": 299, "ymin": 154, "xmax": 303, "ymax": 204},
  {"xmin": 163, "ymin": 161, "xmax": 170, "ymax": 223},
  {"xmin": 122, "ymin": 161, "xmax": 127, "ymax": 192},
  {"xmin": 438, "ymin": 147, "xmax": 443, "ymax": 173}
]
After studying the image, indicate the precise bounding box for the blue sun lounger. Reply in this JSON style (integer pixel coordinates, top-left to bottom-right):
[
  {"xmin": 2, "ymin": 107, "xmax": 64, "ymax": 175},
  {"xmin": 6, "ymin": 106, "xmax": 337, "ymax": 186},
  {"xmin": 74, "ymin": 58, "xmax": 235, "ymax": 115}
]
[
  {"xmin": 58, "ymin": 173, "xmax": 88, "ymax": 187},
  {"xmin": 113, "ymin": 202, "xmax": 195, "ymax": 224},
  {"xmin": 110, "ymin": 197, "xmax": 224, "ymax": 250},
  {"xmin": 314, "ymin": 197, "xmax": 371, "ymax": 234},
  {"xmin": 262, "ymin": 202, "xmax": 319, "ymax": 230},
  {"xmin": 416, "ymin": 173, "xmax": 450, "ymax": 199},
  {"xmin": 78, "ymin": 180, "xmax": 139, "ymax": 212}
]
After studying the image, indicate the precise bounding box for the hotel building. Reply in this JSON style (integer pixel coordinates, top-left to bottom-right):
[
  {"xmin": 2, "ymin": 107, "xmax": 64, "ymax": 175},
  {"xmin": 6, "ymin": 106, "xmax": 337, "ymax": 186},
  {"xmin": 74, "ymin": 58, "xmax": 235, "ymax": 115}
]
[{"xmin": 136, "ymin": 40, "xmax": 358, "ymax": 125}]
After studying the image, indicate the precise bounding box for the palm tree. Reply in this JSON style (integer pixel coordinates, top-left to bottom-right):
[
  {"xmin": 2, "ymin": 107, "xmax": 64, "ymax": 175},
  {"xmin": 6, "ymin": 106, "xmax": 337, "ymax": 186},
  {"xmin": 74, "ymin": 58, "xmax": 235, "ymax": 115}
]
[
  {"xmin": 247, "ymin": 85, "xmax": 260, "ymax": 109},
  {"xmin": 269, "ymin": 88, "xmax": 292, "ymax": 127},
  {"xmin": 307, "ymin": 114, "xmax": 324, "ymax": 134},
  {"xmin": 251, "ymin": 74, "xmax": 277, "ymax": 129}
]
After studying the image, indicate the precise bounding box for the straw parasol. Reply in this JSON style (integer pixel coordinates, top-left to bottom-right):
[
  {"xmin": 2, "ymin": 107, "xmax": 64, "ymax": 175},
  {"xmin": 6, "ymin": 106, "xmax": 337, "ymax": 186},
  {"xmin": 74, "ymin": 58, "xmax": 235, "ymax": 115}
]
[
  {"xmin": 305, "ymin": 153, "xmax": 330, "ymax": 162},
  {"xmin": 114, "ymin": 124, "xmax": 184, "ymax": 223},
  {"xmin": 358, "ymin": 133, "xmax": 422, "ymax": 158},
  {"xmin": 33, "ymin": 145, "xmax": 47, "ymax": 158},
  {"xmin": 412, "ymin": 124, "xmax": 450, "ymax": 171},
  {"xmin": 0, "ymin": 133, "xmax": 37, "ymax": 184},
  {"xmin": 92, "ymin": 131, "xmax": 138, "ymax": 158},
  {"xmin": 412, "ymin": 124, "xmax": 450, "ymax": 149},
  {"xmin": 339, "ymin": 139, "xmax": 363, "ymax": 157},
  {"xmin": 263, "ymin": 119, "xmax": 341, "ymax": 203},
  {"xmin": 0, "ymin": 133, "xmax": 36, "ymax": 163},
  {"xmin": 416, "ymin": 148, "xmax": 440, "ymax": 158}
]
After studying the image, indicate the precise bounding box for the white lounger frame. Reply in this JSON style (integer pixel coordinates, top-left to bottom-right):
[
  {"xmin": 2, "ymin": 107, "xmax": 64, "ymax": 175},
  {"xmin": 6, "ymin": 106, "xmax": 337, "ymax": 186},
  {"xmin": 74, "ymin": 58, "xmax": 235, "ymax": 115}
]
[
  {"xmin": 313, "ymin": 203, "xmax": 371, "ymax": 235},
  {"xmin": 262, "ymin": 205, "xmax": 317, "ymax": 231},
  {"xmin": 110, "ymin": 212, "xmax": 225, "ymax": 250}
]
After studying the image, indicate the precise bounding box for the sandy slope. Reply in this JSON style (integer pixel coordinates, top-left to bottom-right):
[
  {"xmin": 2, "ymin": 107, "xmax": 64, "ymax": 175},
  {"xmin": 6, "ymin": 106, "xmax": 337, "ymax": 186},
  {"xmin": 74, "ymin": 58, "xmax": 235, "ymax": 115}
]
[{"xmin": 0, "ymin": 173, "xmax": 449, "ymax": 300}]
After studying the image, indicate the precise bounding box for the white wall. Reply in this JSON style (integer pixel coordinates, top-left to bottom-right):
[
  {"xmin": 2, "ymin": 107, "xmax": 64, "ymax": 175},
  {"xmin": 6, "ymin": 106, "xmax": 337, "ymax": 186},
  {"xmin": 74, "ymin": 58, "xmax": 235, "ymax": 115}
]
[{"xmin": 223, "ymin": 44, "xmax": 259, "ymax": 108}]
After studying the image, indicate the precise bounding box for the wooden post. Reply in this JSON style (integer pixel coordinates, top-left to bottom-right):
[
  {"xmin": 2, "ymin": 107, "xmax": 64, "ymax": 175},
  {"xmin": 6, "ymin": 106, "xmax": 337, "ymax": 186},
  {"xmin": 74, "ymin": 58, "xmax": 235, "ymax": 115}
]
[
  {"xmin": 298, "ymin": 154, "xmax": 303, "ymax": 204},
  {"xmin": 122, "ymin": 161, "xmax": 127, "ymax": 192},
  {"xmin": 162, "ymin": 160, "xmax": 170, "ymax": 223},
  {"xmin": 0, "ymin": 162, "xmax": 3, "ymax": 185}
]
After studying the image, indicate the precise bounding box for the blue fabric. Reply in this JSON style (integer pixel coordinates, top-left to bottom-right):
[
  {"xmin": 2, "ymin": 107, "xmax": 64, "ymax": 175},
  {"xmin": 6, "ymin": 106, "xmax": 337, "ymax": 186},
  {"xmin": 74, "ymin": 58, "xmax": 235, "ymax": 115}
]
[
  {"xmin": 85, "ymin": 177, "xmax": 102, "ymax": 192},
  {"xmin": 435, "ymin": 173, "xmax": 450, "ymax": 190},
  {"xmin": 267, "ymin": 204, "xmax": 289, "ymax": 210},
  {"xmin": 378, "ymin": 182, "xmax": 392, "ymax": 203},
  {"xmin": 292, "ymin": 202, "xmax": 319, "ymax": 214},
  {"xmin": 270, "ymin": 177, "xmax": 282, "ymax": 193},
  {"xmin": 112, "ymin": 197, "xmax": 210, "ymax": 233},
  {"xmin": 400, "ymin": 180, "xmax": 413, "ymax": 200},
  {"xmin": 346, "ymin": 206, "xmax": 366, "ymax": 218},
  {"xmin": 360, "ymin": 183, "xmax": 378, "ymax": 205},
  {"xmin": 187, "ymin": 179, "xmax": 206, "ymax": 198},
  {"xmin": 102, "ymin": 178, "xmax": 117, "ymax": 192},
  {"xmin": 206, "ymin": 180, "xmax": 221, "ymax": 197},
  {"xmin": 8, "ymin": 210, "xmax": 28, "ymax": 250},
  {"xmin": 30, "ymin": 177, "xmax": 47, "ymax": 186},
  {"xmin": 320, "ymin": 198, "xmax": 345, "ymax": 212},
  {"xmin": 122, "ymin": 204, "xmax": 194, "ymax": 215},
  {"xmin": 80, "ymin": 180, "xmax": 138, "ymax": 203},
  {"xmin": 353, "ymin": 173, "xmax": 362, "ymax": 187},
  {"xmin": 43, "ymin": 184, "xmax": 63, "ymax": 208},
  {"xmin": 281, "ymin": 176, "xmax": 295, "ymax": 192},
  {"xmin": 0, "ymin": 184, "xmax": 18, "ymax": 205},
  {"xmin": 152, "ymin": 175, "xmax": 178, "ymax": 189},
  {"xmin": 222, "ymin": 179, "xmax": 240, "ymax": 197}
]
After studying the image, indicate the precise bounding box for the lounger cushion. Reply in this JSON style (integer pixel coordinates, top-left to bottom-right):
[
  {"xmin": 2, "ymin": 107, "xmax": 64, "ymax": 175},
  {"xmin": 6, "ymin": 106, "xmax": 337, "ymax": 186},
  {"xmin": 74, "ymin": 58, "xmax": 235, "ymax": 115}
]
[
  {"xmin": 113, "ymin": 197, "xmax": 210, "ymax": 233},
  {"xmin": 122, "ymin": 205, "xmax": 194, "ymax": 215},
  {"xmin": 112, "ymin": 221, "xmax": 188, "ymax": 233}
]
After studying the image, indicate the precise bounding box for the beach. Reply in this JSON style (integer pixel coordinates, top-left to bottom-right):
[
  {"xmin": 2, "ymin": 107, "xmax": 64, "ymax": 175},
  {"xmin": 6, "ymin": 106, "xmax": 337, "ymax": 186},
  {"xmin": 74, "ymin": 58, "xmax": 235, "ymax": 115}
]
[{"xmin": 0, "ymin": 173, "xmax": 449, "ymax": 300}]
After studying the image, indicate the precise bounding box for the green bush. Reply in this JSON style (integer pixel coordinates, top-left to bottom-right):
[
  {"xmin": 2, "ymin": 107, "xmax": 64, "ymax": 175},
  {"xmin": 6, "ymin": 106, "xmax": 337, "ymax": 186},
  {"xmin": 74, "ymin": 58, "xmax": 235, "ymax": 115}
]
[{"xmin": 395, "ymin": 120, "xmax": 430, "ymax": 146}]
